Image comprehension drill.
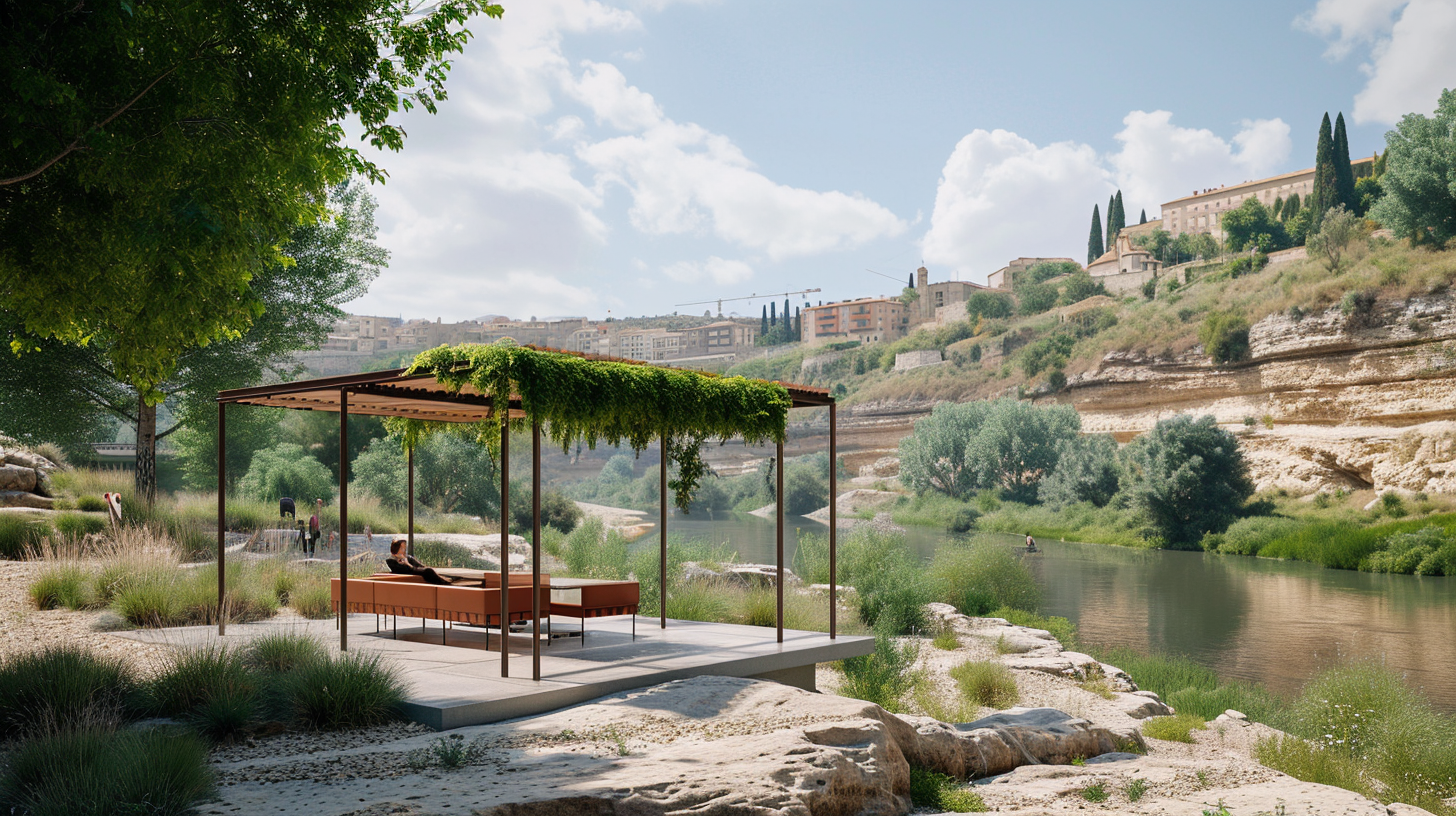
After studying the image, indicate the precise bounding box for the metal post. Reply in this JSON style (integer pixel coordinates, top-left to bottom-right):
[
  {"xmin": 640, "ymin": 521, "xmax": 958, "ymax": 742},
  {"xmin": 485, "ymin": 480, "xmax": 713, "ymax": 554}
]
[
  {"xmin": 407, "ymin": 443, "xmax": 415, "ymax": 558},
  {"xmin": 532, "ymin": 420, "xmax": 542, "ymax": 681},
  {"xmin": 776, "ymin": 438, "xmax": 784, "ymax": 644},
  {"xmin": 829, "ymin": 401, "xmax": 837, "ymax": 640},
  {"xmin": 339, "ymin": 389, "xmax": 349, "ymax": 651},
  {"xmin": 659, "ymin": 433, "xmax": 667, "ymax": 630},
  {"xmin": 500, "ymin": 421, "xmax": 509, "ymax": 677},
  {"xmin": 217, "ymin": 401, "xmax": 226, "ymax": 637}
]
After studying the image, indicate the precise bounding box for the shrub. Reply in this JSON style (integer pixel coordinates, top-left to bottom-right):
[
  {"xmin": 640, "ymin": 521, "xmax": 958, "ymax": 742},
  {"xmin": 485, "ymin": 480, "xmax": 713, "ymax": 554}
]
[
  {"xmin": 908, "ymin": 766, "xmax": 987, "ymax": 812},
  {"xmin": 1039, "ymin": 434, "xmax": 1120, "ymax": 508},
  {"xmin": 113, "ymin": 577, "xmax": 186, "ymax": 627},
  {"xmin": 1199, "ymin": 311, "xmax": 1251, "ymax": 364},
  {"xmin": 239, "ymin": 443, "xmax": 335, "ymax": 507},
  {"xmin": 1079, "ymin": 781, "xmax": 1109, "ymax": 802},
  {"xmin": 559, "ymin": 517, "xmax": 630, "ymax": 580},
  {"xmin": 1206, "ymin": 515, "xmax": 1302, "ymax": 555},
  {"xmin": 1340, "ymin": 288, "xmax": 1378, "ymax": 329},
  {"xmin": 1118, "ymin": 415, "xmax": 1254, "ymax": 547},
  {"xmin": 0, "ymin": 644, "xmax": 138, "ymax": 734},
  {"xmin": 1142, "ymin": 713, "xmax": 1207, "ymax": 742},
  {"xmin": 950, "ymin": 660, "xmax": 1019, "ymax": 709},
  {"xmin": 929, "ymin": 540, "xmax": 1040, "ymax": 616},
  {"xmin": 146, "ymin": 643, "xmax": 257, "ymax": 736},
  {"xmin": 665, "ymin": 579, "xmax": 734, "ymax": 624},
  {"xmin": 244, "ymin": 632, "xmax": 327, "ymax": 675},
  {"xmin": 1255, "ymin": 735, "xmax": 1373, "ymax": 798},
  {"xmin": 792, "ymin": 532, "xmax": 830, "ymax": 585},
  {"xmin": 53, "ymin": 511, "xmax": 107, "ymax": 539},
  {"xmin": 286, "ymin": 650, "xmax": 406, "ymax": 729},
  {"xmin": 0, "ymin": 514, "xmax": 49, "ymax": 559},
  {"xmin": 413, "ymin": 538, "xmax": 491, "ymax": 570},
  {"xmin": 75, "ymin": 494, "xmax": 108, "ymax": 512},
  {"xmin": 836, "ymin": 627, "xmax": 920, "ymax": 713},
  {"xmin": 29, "ymin": 562, "xmax": 95, "ymax": 610},
  {"xmin": 0, "ymin": 727, "xmax": 214, "ymax": 816}
]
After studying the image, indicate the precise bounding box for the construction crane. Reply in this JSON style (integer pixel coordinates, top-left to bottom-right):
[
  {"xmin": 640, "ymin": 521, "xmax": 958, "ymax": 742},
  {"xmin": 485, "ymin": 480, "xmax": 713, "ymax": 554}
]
[{"xmin": 676, "ymin": 288, "xmax": 822, "ymax": 317}]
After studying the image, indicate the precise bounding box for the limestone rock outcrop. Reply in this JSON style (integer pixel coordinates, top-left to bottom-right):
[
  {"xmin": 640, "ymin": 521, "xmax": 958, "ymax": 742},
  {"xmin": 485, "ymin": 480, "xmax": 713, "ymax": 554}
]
[{"xmin": 0, "ymin": 445, "xmax": 57, "ymax": 510}]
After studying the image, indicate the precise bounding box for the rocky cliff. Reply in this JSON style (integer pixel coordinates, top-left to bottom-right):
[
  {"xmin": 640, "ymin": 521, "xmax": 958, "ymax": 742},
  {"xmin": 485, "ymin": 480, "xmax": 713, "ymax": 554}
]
[
  {"xmin": 829, "ymin": 292, "xmax": 1456, "ymax": 495},
  {"xmin": 0, "ymin": 441, "xmax": 58, "ymax": 509}
]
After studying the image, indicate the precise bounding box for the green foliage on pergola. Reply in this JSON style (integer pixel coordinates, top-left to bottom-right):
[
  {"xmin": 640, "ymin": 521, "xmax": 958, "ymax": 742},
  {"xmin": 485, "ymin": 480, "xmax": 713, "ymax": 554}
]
[{"xmin": 394, "ymin": 343, "xmax": 794, "ymax": 510}]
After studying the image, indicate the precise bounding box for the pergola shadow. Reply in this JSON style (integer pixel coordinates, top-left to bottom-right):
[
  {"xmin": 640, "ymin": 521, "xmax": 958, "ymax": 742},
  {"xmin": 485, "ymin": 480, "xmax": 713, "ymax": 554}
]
[{"xmin": 215, "ymin": 345, "xmax": 842, "ymax": 683}]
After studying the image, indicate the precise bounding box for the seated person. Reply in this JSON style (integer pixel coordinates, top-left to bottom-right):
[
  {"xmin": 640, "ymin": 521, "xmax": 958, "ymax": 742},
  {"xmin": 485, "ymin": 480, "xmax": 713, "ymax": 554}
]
[{"xmin": 385, "ymin": 538, "xmax": 451, "ymax": 586}]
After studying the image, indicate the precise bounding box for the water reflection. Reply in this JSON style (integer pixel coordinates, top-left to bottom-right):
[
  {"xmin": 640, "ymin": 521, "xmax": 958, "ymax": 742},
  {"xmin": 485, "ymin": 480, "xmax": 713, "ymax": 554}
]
[{"xmin": 662, "ymin": 512, "xmax": 1456, "ymax": 710}]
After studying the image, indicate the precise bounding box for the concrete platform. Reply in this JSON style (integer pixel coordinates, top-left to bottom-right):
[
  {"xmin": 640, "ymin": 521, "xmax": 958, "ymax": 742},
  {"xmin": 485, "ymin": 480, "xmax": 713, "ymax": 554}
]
[{"xmin": 118, "ymin": 614, "xmax": 873, "ymax": 730}]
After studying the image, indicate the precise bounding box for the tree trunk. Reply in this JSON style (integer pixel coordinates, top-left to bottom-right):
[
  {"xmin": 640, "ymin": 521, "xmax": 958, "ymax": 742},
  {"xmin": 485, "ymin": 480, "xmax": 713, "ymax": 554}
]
[{"xmin": 135, "ymin": 397, "xmax": 157, "ymax": 505}]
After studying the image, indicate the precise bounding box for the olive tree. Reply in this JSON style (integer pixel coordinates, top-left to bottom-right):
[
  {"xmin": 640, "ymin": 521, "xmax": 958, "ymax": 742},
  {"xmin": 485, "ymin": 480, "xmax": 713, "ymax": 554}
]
[{"xmin": 899, "ymin": 398, "xmax": 1081, "ymax": 502}]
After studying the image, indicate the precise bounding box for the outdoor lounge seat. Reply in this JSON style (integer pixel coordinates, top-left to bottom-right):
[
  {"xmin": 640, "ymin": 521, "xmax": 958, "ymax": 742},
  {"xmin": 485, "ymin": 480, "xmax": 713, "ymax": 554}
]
[
  {"xmin": 330, "ymin": 577, "xmax": 551, "ymax": 647},
  {"xmin": 549, "ymin": 581, "xmax": 641, "ymax": 641}
]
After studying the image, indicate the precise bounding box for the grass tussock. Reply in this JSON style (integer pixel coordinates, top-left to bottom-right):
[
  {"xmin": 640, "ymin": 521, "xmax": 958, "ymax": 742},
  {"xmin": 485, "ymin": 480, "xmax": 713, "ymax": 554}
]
[
  {"xmin": 907, "ymin": 766, "xmax": 987, "ymax": 812},
  {"xmin": 1091, "ymin": 645, "xmax": 1279, "ymax": 724},
  {"xmin": 949, "ymin": 660, "xmax": 1019, "ymax": 710},
  {"xmin": 1141, "ymin": 713, "xmax": 1207, "ymax": 743},
  {"xmin": 836, "ymin": 627, "xmax": 921, "ymax": 713},
  {"xmin": 0, "ymin": 644, "xmax": 138, "ymax": 736},
  {"xmin": 0, "ymin": 726, "xmax": 214, "ymax": 816}
]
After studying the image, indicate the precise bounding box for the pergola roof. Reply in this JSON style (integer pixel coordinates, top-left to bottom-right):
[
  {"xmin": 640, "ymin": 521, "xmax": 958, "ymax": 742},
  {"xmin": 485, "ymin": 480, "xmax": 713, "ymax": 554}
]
[{"xmin": 216, "ymin": 348, "xmax": 833, "ymax": 422}]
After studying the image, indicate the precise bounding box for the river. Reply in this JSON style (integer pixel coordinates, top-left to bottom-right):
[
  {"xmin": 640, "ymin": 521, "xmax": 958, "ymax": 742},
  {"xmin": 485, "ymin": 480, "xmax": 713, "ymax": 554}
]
[{"xmin": 663, "ymin": 511, "xmax": 1456, "ymax": 710}]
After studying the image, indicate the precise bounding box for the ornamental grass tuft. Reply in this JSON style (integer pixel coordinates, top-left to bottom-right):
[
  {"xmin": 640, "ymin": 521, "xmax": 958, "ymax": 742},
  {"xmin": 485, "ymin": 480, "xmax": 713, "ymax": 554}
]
[
  {"xmin": 950, "ymin": 660, "xmax": 1020, "ymax": 710},
  {"xmin": 1141, "ymin": 713, "xmax": 1208, "ymax": 743},
  {"xmin": 0, "ymin": 644, "xmax": 138, "ymax": 735},
  {"xmin": 0, "ymin": 726, "xmax": 213, "ymax": 816},
  {"xmin": 285, "ymin": 650, "xmax": 407, "ymax": 730}
]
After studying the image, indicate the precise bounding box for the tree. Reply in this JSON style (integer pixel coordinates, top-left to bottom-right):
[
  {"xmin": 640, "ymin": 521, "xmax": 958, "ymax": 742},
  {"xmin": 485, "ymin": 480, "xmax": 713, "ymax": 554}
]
[
  {"xmin": 1118, "ymin": 415, "xmax": 1253, "ymax": 547},
  {"xmin": 1307, "ymin": 205, "xmax": 1360, "ymax": 274},
  {"xmin": 1370, "ymin": 89, "xmax": 1456, "ymax": 247},
  {"xmin": 761, "ymin": 306, "xmax": 768, "ymax": 336},
  {"xmin": 770, "ymin": 302, "xmax": 777, "ymax": 327},
  {"xmin": 793, "ymin": 306, "xmax": 802, "ymax": 340},
  {"xmin": 1199, "ymin": 311, "xmax": 1251, "ymax": 364},
  {"xmin": 1016, "ymin": 283, "xmax": 1059, "ymax": 316},
  {"xmin": 352, "ymin": 432, "xmax": 501, "ymax": 518},
  {"xmin": 1140, "ymin": 209, "xmax": 1148, "ymax": 225},
  {"xmin": 1354, "ymin": 176, "xmax": 1384, "ymax": 217},
  {"xmin": 1106, "ymin": 194, "xmax": 1116, "ymax": 244},
  {"xmin": 898, "ymin": 399, "xmax": 1080, "ymax": 502},
  {"xmin": 1039, "ymin": 434, "xmax": 1120, "ymax": 508},
  {"xmin": 908, "ymin": 272, "xmax": 915, "ymax": 288},
  {"xmin": 1109, "ymin": 190, "xmax": 1126, "ymax": 241},
  {"xmin": 0, "ymin": 1, "xmax": 498, "ymax": 500},
  {"xmin": 1088, "ymin": 204, "xmax": 1104, "ymax": 263},
  {"xmin": 1333, "ymin": 112, "xmax": 1357, "ymax": 213},
  {"xmin": 1058, "ymin": 271, "xmax": 1108, "ymax": 305},
  {"xmin": 1220, "ymin": 198, "xmax": 1288, "ymax": 252},
  {"xmin": 239, "ymin": 443, "xmax": 336, "ymax": 506},
  {"xmin": 964, "ymin": 292, "xmax": 1013, "ymax": 322},
  {"xmin": 1282, "ymin": 192, "xmax": 1302, "ymax": 221},
  {"xmin": 1311, "ymin": 112, "xmax": 1338, "ymax": 229},
  {"xmin": 1, "ymin": 180, "xmax": 386, "ymax": 496}
]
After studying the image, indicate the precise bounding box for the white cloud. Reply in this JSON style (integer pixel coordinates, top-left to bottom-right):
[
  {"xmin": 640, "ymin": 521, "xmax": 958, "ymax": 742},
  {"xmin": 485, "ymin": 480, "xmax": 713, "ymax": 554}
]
[
  {"xmin": 1351, "ymin": 0, "xmax": 1456, "ymax": 124},
  {"xmin": 1295, "ymin": 0, "xmax": 1407, "ymax": 58},
  {"xmin": 1111, "ymin": 111, "xmax": 1291, "ymax": 207},
  {"xmin": 1297, "ymin": 0, "xmax": 1456, "ymax": 124},
  {"xmin": 662, "ymin": 256, "xmax": 754, "ymax": 285},
  {"xmin": 920, "ymin": 130, "xmax": 1111, "ymax": 276},
  {"xmin": 920, "ymin": 113, "xmax": 1291, "ymax": 281},
  {"xmin": 569, "ymin": 63, "xmax": 907, "ymax": 260}
]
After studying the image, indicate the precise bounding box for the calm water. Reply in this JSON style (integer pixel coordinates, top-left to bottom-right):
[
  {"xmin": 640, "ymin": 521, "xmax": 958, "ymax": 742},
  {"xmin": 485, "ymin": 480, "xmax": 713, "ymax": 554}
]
[{"xmin": 662, "ymin": 512, "xmax": 1456, "ymax": 709}]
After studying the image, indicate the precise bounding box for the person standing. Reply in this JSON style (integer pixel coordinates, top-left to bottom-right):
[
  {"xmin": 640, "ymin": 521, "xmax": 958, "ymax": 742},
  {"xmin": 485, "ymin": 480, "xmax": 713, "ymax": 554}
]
[
  {"xmin": 1025, "ymin": 533, "xmax": 1038, "ymax": 553},
  {"xmin": 307, "ymin": 498, "xmax": 323, "ymax": 557}
]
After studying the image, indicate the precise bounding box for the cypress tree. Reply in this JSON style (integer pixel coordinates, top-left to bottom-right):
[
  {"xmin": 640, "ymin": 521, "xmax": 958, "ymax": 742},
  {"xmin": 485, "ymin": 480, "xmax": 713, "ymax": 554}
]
[
  {"xmin": 793, "ymin": 307, "xmax": 801, "ymax": 340},
  {"xmin": 1139, "ymin": 208, "xmax": 1147, "ymax": 225},
  {"xmin": 1088, "ymin": 204, "xmax": 1104, "ymax": 264},
  {"xmin": 1311, "ymin": 112, "xmax": 1337, "ymax": 228},
  {"xmin": 1110, "ymin": 190, "xmax": 1126, "ymax": 240},
  {"xmin": 1106, "ymin": 194, "xmax": 1116, "ymax": 244},
  {"xmin": 769, "ymin": 301, "xmax": 776, "ymax": 328},
  {"xmin": 1333, "ymin": 112, "xmax": 1357, "ymax": 212},
  {"xmin": 1272, "ymin": 196, "xmax": 1284, "ymax": 220},
  {"xmin": 908, "ymin": 272, "xmax": 915, "ymax": 288},
  {"xmin": 760, "ymin": 306, "xmax": 768, "ymax": 337}
]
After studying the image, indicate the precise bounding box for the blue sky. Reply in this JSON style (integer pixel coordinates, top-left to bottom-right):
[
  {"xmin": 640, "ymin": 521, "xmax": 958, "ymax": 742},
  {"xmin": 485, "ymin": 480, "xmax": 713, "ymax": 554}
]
[{"xmin": 346, "ymin": 0, "xmax": 1456, "ymax": 322}]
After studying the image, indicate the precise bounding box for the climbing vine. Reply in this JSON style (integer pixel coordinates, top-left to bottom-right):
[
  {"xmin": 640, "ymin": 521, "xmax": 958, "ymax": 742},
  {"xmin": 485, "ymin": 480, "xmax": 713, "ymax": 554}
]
[{"xmin": 392, "ymin": 343, "xmax": 792, "ymax": 511}]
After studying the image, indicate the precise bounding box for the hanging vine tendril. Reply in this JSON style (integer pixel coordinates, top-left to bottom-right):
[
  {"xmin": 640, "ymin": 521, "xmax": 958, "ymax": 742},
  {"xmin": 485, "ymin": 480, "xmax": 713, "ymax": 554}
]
[{"xmin": 387, "ymin": 343, "xmax": 791, "ymax": 512}]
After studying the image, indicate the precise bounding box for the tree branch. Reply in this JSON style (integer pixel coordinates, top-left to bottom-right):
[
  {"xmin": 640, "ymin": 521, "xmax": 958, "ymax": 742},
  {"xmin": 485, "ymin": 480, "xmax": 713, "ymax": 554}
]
[{"xmin": 1, "ymin": 56, "xmax": 191, "ymax": 186}]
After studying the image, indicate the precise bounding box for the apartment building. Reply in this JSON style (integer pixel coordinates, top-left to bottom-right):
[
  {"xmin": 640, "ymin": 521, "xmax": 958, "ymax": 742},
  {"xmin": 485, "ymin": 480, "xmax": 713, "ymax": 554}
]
[
  {"xmin": 677, "ymin": 321, "xmax": 758, "ymax": 356},
  {"xmin": 1161, "ymin": 156, "xmax": 1375, "ymax": 239},
  {"xmin": 801, "ymin": 297, "xmax": 910, "ymax": 347}
]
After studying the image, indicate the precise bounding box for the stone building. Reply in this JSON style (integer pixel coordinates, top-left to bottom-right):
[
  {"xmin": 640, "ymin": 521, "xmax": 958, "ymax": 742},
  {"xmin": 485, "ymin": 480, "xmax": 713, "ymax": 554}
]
[
  {"xmin": 1160, "ymin": 156, "xmax": 1375, "ymax": 239},
  {"xmin": 908, "ymin": 266, "xmax": 997, "ymax": 325},
  {"xmin": 677, "ymin": 321, "xmax": 758, "ymax": 357},
  {"xmin": 986, "ymin": 257, "xmax": 1077, "ymax": 290},
  {"xmin": 801, "ymin": 297, "xmax": 910, "ymax": 347}
]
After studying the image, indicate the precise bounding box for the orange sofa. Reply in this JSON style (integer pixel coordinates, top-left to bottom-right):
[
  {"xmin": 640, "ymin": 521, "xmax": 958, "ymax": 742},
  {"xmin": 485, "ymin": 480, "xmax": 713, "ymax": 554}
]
[
  {"xmin": 548, "ymin": 581, "xmax": 641, "ymax": 641},
  {"xmin": 330, "ymin": 576, "xmax": 550, "ymax": 646}
]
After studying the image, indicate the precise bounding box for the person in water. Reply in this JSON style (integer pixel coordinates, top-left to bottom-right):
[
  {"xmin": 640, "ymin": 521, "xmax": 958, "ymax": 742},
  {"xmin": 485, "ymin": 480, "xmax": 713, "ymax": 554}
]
[
  {"xmin": 385, "ymin": 537, "xmax": 451, "ymax": 585},
  {"xmin": 1024, "ymin": 533, "xmax": 1038, "ymax": 553}
]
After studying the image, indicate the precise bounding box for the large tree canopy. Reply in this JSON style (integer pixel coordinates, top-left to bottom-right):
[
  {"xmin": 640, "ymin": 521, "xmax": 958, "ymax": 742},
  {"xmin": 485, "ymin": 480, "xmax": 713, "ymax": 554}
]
[
  {"xmin": 0, "ymin": 0, "xmax": 500, "ymax": 394},
  {"xmin": 1370, "ymin": 89, "xmax": 1456, "ymax": 247},
  {"xmin": 898, "ymin": 398, "xmax": 1081, "ymax": 502}
]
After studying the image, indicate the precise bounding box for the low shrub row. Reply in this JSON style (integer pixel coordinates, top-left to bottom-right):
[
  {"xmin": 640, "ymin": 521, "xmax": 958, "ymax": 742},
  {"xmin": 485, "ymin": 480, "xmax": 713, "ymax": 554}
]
[{"xmin": 1202, "ymin": 514, "xmax": 1456, "ymax": 575}]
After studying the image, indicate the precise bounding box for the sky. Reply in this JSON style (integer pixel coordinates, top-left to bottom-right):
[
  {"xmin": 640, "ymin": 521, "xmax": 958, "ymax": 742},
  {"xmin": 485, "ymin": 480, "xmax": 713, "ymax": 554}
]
[{"xmin": 344, "ymin": 0, "xmax": 1456, "ymax": 323}]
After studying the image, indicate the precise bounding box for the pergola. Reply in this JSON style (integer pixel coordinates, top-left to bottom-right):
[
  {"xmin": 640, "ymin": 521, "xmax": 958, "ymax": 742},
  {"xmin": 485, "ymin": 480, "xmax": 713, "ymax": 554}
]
[{"xmin": 214, "ymin": 347, "xmax": 839, "ymax": 681}]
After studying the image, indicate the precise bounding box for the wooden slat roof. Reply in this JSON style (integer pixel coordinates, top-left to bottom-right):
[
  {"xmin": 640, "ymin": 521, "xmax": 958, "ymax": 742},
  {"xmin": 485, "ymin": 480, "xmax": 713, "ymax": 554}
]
[{"xmin": 217, "ymin": 347, "xmax": 832, "ymax": 420}]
